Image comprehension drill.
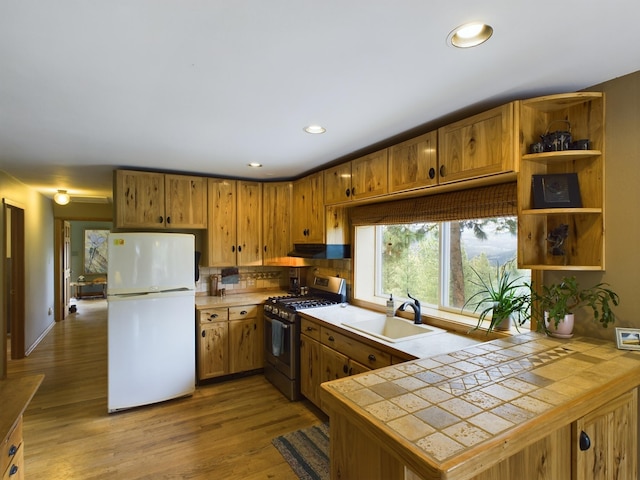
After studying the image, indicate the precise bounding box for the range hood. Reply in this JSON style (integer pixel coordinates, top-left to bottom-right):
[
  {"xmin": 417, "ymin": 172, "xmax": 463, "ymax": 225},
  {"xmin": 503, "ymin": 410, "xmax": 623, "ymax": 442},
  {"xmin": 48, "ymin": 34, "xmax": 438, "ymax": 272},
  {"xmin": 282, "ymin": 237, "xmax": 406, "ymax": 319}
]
[{"xmin": 287, "ymin": 244, "xmax": 351, "ymax": 259}]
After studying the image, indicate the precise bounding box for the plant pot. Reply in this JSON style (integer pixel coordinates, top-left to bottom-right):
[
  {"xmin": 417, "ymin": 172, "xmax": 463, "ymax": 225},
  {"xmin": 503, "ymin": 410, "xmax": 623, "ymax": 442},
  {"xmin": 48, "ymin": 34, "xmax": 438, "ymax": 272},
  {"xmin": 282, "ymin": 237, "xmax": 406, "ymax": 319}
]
[
  {"xmin": 493, "ymin": 313, "xmax": 512, "ymax": 331},
  {"xmin": 544, "ymin": 312, "xmax": 574, "ymax": 338}
]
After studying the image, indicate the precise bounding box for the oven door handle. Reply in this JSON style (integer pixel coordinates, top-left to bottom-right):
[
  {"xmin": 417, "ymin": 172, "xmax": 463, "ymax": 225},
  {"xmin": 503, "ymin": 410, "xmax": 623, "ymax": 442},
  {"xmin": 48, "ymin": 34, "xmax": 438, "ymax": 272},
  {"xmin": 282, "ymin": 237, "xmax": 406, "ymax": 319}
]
[{"xmin": 264, "ymin": 316, "xmax": 290, "ymax": 329}]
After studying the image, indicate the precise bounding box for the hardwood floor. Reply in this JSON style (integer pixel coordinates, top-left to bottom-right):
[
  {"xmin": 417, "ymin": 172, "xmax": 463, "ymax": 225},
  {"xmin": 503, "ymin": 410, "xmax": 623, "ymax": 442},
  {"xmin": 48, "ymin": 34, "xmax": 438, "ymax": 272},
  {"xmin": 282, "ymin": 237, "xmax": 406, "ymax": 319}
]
[{"xmin": 7, "ymin": 299, "xmax": 325, "ymax": 479}]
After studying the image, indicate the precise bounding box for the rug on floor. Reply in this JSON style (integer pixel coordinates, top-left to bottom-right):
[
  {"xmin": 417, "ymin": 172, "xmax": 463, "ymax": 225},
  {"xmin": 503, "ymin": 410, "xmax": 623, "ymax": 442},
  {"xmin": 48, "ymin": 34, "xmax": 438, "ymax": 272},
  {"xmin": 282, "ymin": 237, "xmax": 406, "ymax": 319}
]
[{"xmin": 272, "ymin": 422, "xmax": 329, "ymax": 480}]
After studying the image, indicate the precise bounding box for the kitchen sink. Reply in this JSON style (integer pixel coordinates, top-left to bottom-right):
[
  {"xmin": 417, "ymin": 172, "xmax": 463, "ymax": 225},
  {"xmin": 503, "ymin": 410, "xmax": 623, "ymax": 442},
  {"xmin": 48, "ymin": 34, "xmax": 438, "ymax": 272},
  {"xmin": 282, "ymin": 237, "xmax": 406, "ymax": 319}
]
[{"xmin": 342, "ymin": 316, "xmax": 445, "ymax": 343}]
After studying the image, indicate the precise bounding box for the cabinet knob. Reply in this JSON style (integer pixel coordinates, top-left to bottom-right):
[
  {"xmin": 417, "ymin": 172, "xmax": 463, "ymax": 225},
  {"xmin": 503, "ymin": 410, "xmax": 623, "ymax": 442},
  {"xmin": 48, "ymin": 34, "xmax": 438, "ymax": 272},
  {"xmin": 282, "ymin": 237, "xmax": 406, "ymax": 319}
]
[
  {"xmin": 351, "ymin": 187, "xmax": 355, "ymax": 196},
  {"xmin": 439, "ymin": 165, "xmax": 446, "ymax": 177},
  {"xmin": 8, "ymin": 444, "xmax": 17, "ymax": 456},
  {"xmin": 209, "ymin": 313, "xmax": 218, "ymax": 319},
  {"xmin": 232, "ymin": 245, "xmax": 236, "ymax": 252},
  {"xmin": 343, "ymin": 364, "xmax": 349, "ymax": 374},
  {"xmin": 345, "ymin": 188, "xmax": 350, "ymax": 198},
  {"xmin": 368, "ymin": 354, "xmax": 376, "ymax": 362},
  {"xmin": 328, "ymin": 335, "xmax": 335, "ymax": 342},
  {"xmin": 166, "ymin": 216, "xmax": 171, "ymax": 224},
  {"xmin": 201, "ymin": 330, "xmax": 206, "ymax": 337},
  {"xmin": 238, "ymin": 245, "xmax": 242, "ymax": 252},
  {"xmin": 264, "ymin": 245, "xmax": 267, "ymax": 252},
  {"xmin": 428, "ymin": 167, "xmax": 436, "ymax": 179},
  {"xmin": 579, "ymin": 431, "xmax": 591, "ymax": 451},
  {"xmin": 306, "ymin": 326, "xmax": 313, "ymax": 332},
  {"xmin": 158, "ymin": 216, "xmax": 164, "ymax": 224},
  {"xmin": 9, "ymin": 465, "xmax": 18, "ymax": 477},
  {"xmin": 240, "ymin": 310, "xmax": 248, "ymax": 315}
]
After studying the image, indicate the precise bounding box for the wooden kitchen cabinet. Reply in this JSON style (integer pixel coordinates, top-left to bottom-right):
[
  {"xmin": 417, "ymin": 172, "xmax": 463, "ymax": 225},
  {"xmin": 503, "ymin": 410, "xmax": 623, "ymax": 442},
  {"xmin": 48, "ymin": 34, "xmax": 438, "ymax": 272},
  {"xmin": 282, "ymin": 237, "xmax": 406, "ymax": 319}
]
[
  {"xmin": 207, "ymin": 178, "xmax": 262, "ymax": 266},
  {"xmin": 299, "ymin": 317, "xmax": 390, "ymax": 411},
  {"xmin": 196, "ymin": 307, "xmax": 229, "ymax": 380},
  {"xmin": 517, "ymin": 92, "xmax": 605, "ymax": 270},
  {"xmin": 388, "ymin": 131, "xmax": 438, "ymax": 193},
  {"xmin": 114, "ymin": 169, "xmax": 207, "ymax": 229},
  {"xmin": 292, "ymin": 172, "xmax": 324, "ymax": 244},
  {"xmin": 324, "ymin": 149, "xmax": 388, "ymax": 204},
  {"xmin": 438, "ymin": 103, "xmax": 517, "ymax": 185},
  {"xmin": 228, "ymin": 305, "xmax": 263, "ymax": 373},
  {"xmin": 196, "ymin": 304, "xmax": 263, "ymax": 381},
  {"xmin": 262, "ymin": 182, "xmax": 293, "ymax": 265}
]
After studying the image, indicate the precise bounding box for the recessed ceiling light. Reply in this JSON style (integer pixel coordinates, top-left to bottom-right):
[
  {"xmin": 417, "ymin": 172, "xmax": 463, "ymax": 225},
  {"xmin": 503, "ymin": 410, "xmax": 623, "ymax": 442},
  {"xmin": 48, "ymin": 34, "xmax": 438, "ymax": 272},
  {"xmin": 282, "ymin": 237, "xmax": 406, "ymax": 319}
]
[
  {"xmin": 448, "ymin": 22, "xmax": 493, "ymax": 48},
  {"xmin": 248, "ymin": 162, "xmax": 262, "ymax": 168},
  {"xmin": 304, "ymin": 125, "xmax": 326, "ymax": 134}
]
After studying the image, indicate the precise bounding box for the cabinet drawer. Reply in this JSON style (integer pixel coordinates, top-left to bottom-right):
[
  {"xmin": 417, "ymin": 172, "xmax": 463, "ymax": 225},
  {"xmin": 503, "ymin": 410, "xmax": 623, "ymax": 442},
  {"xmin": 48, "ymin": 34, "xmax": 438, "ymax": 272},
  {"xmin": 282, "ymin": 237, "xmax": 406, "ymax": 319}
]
[
  {"xmin": 321, "ymin": 327, "xmax": 391, "ymax": 369},
  {"xmin": 229, "ymin": 305, "xmax": 258, "ymax": 320},
  {"xmin": 2, "ymin": 442, "xmax": 23, "ymax": 480},
  {"xmin": 301, "ymin": 318, "xmax": 321, "ymax": 341},
  {"xmin": 198, "ymin": 308, "xmax": 228, "ymax": 324},
  {"xmin": 1, "ymin": 418, "xmax": 22, "ymax": 477}
]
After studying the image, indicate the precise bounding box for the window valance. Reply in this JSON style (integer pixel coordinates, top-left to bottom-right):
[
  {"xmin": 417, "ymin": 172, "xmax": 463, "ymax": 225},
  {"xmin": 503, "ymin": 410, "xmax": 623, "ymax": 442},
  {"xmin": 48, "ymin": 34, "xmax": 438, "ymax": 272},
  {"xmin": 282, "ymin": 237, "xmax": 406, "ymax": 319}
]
[{"xmin": 350, "ymin": 182, "xmax": 517, "ymax": 225}]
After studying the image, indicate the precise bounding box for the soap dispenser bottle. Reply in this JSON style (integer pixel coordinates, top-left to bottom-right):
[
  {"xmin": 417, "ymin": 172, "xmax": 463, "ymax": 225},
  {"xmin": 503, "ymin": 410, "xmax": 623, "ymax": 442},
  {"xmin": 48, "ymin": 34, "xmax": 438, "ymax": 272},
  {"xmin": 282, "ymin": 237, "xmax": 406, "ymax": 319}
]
[{"xmin": 386, "ymin": 294, "xmax": 395, "ymax": 318}]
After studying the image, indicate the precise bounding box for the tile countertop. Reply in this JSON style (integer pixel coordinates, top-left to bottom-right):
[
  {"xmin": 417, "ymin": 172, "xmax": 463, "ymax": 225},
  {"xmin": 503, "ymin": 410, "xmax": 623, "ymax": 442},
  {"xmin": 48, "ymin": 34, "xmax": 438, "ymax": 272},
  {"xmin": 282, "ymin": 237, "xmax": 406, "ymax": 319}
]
[
  {"xmin": 298, "ymin": 304, "xmax": 480, "ymax": 360},
  {"xmin": 195, "ymin": 290, "xmax": 287, "ymax": 309},
  {"xmin": 320, "ymin": 333, "xmax": 640, "ymax": 479}
]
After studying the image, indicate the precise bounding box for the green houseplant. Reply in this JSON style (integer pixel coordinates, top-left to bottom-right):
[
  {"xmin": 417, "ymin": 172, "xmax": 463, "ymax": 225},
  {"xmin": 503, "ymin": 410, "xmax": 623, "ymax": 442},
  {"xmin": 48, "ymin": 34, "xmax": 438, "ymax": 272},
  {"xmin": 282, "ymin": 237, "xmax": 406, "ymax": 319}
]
[
  {"xmin": 531, "ymin": 276, "xmax": 620, "ymax": 336},
  {"xmin": 462, "ymin": 263, "xmax": 531, "ymax": 334}
]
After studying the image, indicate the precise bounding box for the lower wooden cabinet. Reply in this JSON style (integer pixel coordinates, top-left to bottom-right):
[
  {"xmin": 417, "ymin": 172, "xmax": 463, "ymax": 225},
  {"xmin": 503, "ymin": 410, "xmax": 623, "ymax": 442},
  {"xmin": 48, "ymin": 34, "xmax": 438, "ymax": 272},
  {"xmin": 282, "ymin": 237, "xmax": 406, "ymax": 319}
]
[
  {"xmin": 2, "ymin": 418, "xmax": 23, "ymax": 480},
  {"xmin": 299, "ymin": 317, "xmax": 390, "ymax": 411},
  {"xmin": 196, "ymin": 304, "xmax": 263, "ymax": 381}
]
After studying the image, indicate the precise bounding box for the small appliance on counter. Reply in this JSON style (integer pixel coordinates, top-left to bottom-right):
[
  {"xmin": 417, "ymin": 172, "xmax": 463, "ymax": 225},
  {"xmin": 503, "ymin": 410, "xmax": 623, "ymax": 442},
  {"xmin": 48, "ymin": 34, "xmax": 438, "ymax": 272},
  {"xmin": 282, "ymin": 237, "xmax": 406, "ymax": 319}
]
[
  {"xmin": 264, "ymin": 273, "xmax": 347, "ymax": 401},
  {"xmin": 288, "ymin": 267, "xmax": 309, "ymax": 295}
]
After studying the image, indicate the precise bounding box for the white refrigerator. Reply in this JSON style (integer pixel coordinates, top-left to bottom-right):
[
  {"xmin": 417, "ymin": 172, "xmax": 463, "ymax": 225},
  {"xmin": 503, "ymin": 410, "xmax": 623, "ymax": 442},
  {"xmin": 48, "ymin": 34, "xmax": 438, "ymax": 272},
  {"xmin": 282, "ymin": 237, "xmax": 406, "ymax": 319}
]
[{"xmin": 107, "ymin": 232, "xmax": 196, "ymax": 413}]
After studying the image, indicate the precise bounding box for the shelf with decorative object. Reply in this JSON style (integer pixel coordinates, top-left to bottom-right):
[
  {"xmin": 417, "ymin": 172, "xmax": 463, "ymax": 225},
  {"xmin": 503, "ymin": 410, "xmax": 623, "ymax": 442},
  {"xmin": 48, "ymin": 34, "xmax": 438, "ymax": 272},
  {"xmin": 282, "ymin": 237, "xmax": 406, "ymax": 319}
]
[{"xmin": 517, "ymin": 92, "xmax": 604, "ymax": 270}]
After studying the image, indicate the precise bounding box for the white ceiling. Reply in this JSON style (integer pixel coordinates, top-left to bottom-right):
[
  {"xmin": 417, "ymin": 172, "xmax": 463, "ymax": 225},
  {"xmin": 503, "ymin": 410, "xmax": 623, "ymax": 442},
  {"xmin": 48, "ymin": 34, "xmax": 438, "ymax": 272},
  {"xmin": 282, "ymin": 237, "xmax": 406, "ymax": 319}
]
[{"xmin": 1, "ymin": 1, "xmax": 639, "ymax": 202}]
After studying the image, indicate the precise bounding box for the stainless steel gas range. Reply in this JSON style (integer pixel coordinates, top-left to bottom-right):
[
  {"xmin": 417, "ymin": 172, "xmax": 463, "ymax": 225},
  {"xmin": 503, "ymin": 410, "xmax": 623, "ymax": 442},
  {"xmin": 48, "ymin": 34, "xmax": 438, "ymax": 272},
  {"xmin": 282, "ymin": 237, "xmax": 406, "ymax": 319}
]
[{"xmin": 263, "ymin": 274, "xmax": 347, "ymax": 400}]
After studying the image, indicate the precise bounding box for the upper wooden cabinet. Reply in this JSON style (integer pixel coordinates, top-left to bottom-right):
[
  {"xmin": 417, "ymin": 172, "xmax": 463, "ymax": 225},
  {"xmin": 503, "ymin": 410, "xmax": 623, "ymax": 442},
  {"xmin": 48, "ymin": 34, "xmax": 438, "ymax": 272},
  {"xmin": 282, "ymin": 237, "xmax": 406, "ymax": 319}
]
[
  {"xmin": 262, "ymin": 182, "xmax": 293, "ymax": 265},
  {"xmin": 292, "ymin": 172, "xmax": 324, "ymax": 244},
  {"xmin": 438, "ymin": 103, "xmax": 517, "ymax": 184},
  {"xmin": 114, "ymin": 170, "xmax": 207, "ymax": 229},
  {"xmin": 207, "ymin": 179, "xmax": 262, "ymax": 266},
  {"xmin": 517, "ymin": 92, "xmax": 604, "ymax": 270},
  {"xmin": 324, "ymin": 149, "xmax": 388, "ymax": 204},
  {"xmin": 388, "ymin": 131, "xmax": 438, "ymax": 193}
]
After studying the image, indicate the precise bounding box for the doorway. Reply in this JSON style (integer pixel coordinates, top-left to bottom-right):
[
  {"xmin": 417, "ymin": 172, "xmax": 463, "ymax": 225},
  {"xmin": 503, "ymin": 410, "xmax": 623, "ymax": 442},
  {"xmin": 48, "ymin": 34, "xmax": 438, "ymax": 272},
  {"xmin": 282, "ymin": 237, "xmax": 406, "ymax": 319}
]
[{"xmin": 3, "ymin": 199, "xmax": 26, "ymax": 364}]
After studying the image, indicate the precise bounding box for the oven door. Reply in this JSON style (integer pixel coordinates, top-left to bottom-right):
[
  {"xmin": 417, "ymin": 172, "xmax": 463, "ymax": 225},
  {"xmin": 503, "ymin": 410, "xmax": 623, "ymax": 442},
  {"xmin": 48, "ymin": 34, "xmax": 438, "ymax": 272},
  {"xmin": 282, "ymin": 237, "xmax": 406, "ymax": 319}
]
[{"xmin": 264, "ymin": 313, "xmax": 297, "ymax": 379}]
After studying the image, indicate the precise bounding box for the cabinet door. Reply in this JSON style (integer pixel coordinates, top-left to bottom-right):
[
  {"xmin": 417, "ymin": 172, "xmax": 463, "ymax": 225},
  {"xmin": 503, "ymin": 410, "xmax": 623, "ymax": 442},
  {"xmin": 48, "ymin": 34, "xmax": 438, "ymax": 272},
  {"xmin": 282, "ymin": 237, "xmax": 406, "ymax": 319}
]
[
  {"xmin": 236, "ymin": 181, "xmax": 262, "ymax": 266},
  {"xmin": 165, "ymin": 174, "xmax": 208, "ymax": 229},
  {"xmin": 228, "ymin": 318, "xmax": 263, "ymax": 374},
  {"xmin": 198, "ymin": 322, "xmax": 228, "ymax": 379},
  {"xmin": 263, "ymin": 182, "xmax": 292, "ymax": 265},
  {"xmin": 389, "ymin": 131, "xmax": 438, "ymax": 192},
  {"xmin": 351, "ymin": 149, "xmax": 388, "ymax": 200},
  {"xmin": 438, "ymin": 103, "xmax": 515, "ymax": 184},
  {"xmin": 573, "ymin": 389, "xmax": 637, "ymax": 480},
  {"xmin": 321, "ymin": 344, "xmax": 349, "ymax": 383},
  {"xmin": 324, "ymin": 163, "xmax": 352, "ymax": 205},
  {"xmin": 292, "ymin": 173, "xmax": 324, "ymax": 244},
  {"xmin": 207, "ymin": 178, "xmax": 237, "ymax": 266},
  {"xmin": 114, "ymin": 170, "xmax": 165, "ymax": 229},
  {"xmin": 300, "ymin": 334, "xmax": 322, "ymax": 407}
]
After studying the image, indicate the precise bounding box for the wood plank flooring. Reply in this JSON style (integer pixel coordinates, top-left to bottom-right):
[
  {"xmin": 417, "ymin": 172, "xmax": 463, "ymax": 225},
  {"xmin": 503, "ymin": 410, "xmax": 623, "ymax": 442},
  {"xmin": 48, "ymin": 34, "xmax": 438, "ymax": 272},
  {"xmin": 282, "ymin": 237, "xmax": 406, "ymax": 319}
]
[{"xmin": 6, "ymin": 299, "xmax": 326, "ymax": 479}]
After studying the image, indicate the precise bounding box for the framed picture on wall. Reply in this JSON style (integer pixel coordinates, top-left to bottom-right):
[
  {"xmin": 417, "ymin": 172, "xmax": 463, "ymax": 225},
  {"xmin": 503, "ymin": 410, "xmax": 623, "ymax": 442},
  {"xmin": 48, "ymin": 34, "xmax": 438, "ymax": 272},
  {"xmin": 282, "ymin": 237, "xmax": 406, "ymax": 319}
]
[{"xmin": 84, "ymin": 229, "xmax": 109, "ymax": 274}]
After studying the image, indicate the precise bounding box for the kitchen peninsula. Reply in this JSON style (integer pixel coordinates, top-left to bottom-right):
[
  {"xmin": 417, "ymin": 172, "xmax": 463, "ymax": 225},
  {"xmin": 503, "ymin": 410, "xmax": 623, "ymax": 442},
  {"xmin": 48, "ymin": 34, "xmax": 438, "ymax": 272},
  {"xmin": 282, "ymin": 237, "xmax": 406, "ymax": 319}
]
[{"xmin": 321, "ymin": 333, "xmax": 640, "ymax": 480}]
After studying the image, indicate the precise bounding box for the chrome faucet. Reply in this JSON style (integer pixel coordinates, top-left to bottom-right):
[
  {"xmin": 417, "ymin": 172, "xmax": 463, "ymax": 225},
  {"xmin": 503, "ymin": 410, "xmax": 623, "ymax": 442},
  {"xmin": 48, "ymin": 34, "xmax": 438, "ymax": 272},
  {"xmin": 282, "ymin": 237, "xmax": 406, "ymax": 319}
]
[{"xmin": 398, "ymin": 292, "xmax": 422, "ymax": 324}]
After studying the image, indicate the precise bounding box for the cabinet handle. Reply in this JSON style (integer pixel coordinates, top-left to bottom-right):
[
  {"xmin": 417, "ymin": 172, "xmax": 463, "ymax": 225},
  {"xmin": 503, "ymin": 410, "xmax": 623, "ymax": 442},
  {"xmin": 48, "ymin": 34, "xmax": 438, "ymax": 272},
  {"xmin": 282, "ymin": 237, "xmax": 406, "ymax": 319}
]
[
  {"xmin": 8, "ymin": 444, "xmax": 17, "ymax": 456},
  {"xmin": 209, "ymin": 313, "xmax": 218, "ymax": 319},
  {"xmin": 579, "ymin": 431, "xmax": 591, "ymax": 451},
  {"xmin": 201, "ymin": 330, "xmax": 206, "ymax": 337},
  {"xmin": 158, "ymin": 216, "xmax": 164, "ymax": 224},
  {"xmin": 328, "ymin": 335, "xmax": 335, "ymax": 342},
  {"xmin": 345, "ymin": 188, "xmax": 350, "ymax": 198},
  {"xmin": 368, "ymin": 354, "xmax": 376, "ymax": 362},
  {"xmin": 439, "ymin": 165, "xmax": 446, "ymax": 177},
  {"xmin": 343, "ymin": 364, "xmax": 348, "ymax": 374},
  {"xmin": 232, "ymin": 246, "xmax": 235, "ymax": 252},
  {"xmin": 254, "ymin": 323, "xmax": 257, "ymax": 330},
  {"xmin": 166, "ymin": 216, "xmax": 171, "ymax": 224},
  {"xmin": 264, "ymin": 245, "xmax": 267, "ymax": 252},
  {"xmin": 429, "ymin": 167, "xmax": 436, "ymax": 179},
  {"xmin": 9, "ymin": 465, "xmax": 18, "ymax": 476},
  {"xmin": 351, "ymin": 187, "xmax": 355, "ymax": 196},
  {"xmin": 240, "ymin": 310, "xmax": 248, "ymax": 315},
  {"xmin": 238, "ymin": 245, "xmax": 242, "ymax": 252},
  {"xmin": 306, "ymin": 326, "xmax": 314, "ymax": 332}
]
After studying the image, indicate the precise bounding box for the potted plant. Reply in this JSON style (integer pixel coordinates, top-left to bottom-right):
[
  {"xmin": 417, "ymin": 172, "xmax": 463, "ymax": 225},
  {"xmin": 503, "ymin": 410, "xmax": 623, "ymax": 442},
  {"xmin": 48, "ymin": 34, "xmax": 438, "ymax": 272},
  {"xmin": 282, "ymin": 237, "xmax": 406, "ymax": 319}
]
[
  {"xmin": 531, "ymin": 276, "xmax": 620, "ymax": 337},
  {"xmin": 462, "ymin": 263, "xmax": 531, "ymax": 334}
]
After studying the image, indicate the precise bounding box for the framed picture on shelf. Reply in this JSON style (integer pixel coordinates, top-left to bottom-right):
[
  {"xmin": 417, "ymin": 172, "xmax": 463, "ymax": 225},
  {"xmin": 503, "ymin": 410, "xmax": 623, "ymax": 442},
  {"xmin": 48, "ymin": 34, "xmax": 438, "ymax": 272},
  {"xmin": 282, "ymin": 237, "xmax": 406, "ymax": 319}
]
[
  {"xmin": 616, "ymin": 328, "xmax": 640, "ymax": 351},
  {"xmin": 532, "ymin": 173, "xmax": 582, "ymax": 208}
]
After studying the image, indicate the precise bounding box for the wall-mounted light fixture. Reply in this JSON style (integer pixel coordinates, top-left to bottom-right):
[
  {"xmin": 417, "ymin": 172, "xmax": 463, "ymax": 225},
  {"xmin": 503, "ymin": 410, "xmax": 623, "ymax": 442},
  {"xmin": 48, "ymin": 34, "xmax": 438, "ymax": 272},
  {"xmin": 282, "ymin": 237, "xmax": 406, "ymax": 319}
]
[{"xmin": 54, "ymin": 190, "xmax": 71, "ymax": 205}]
